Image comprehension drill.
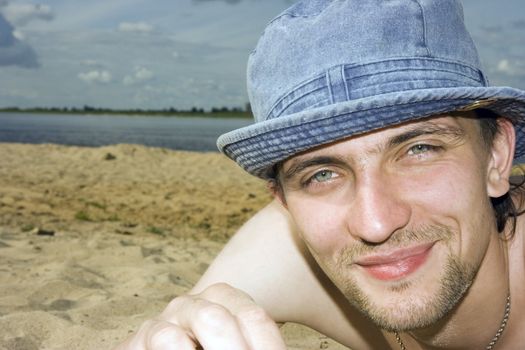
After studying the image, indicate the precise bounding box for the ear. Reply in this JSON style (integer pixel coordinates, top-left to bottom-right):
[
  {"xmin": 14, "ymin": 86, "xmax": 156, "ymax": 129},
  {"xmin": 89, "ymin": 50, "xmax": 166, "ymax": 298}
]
[
  {"xmin": 267, "ymin": 180, "xmax": 288, "ymax": 208},
  {"xmin": 486, "ymin": 118, "xmax": 516, "ymax": 198}
]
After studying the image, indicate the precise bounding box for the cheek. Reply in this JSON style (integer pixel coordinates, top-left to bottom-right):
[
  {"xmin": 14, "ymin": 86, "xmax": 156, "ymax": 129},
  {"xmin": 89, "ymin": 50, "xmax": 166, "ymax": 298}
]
[
  {"xmin": 287, "ymin": 196, "xmax": 351, "ymax": 259},
  {"xmin": 400, "ymin": 163, "xmax": 494, "ymax": 256},
  {"xmin": 399, "ymin": 161, "xmax": 488, "ymax": 216}
]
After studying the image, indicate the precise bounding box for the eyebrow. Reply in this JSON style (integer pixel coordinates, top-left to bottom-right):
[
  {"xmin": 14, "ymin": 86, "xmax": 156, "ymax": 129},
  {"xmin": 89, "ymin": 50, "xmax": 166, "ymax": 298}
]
[{"xmin": 386, "ymin": 122, "xmax": 466, "ymax": 149}]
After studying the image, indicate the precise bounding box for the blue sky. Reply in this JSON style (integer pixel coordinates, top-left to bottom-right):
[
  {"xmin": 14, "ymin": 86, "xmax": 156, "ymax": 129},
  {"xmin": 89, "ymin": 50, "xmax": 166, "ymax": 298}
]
[{"xmin": 0, "ymin": 0, "xmax": 523, "ymax": 110}]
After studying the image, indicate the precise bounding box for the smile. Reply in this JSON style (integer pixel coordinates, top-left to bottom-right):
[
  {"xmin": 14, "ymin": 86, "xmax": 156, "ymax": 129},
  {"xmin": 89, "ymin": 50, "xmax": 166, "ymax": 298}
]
[{"xmin": 354, "ymin": 242, "xmax": 435, "ymax": 281}]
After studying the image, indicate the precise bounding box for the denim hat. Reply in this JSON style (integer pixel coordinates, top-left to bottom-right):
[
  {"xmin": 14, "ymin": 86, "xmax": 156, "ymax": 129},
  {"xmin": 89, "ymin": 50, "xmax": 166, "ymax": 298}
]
[{"xmin": 217, "ymin": 0, "xmax": 525, "ymax": 179}]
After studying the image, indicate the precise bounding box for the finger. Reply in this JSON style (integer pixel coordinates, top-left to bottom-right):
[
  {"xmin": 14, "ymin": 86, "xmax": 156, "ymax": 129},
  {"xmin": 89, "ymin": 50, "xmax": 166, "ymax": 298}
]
[
  {"xmin": 199, "ymin": 284, "xmax": 286, "ymax": 350},
  {"xmin": 234, "ymin": 304, "xmax": 287, "ymax": 350},
  {"xmin": 165, "ymin": 296, "xmax": 250, "ymax": 350},
  {"xmin": 145, "ymin": 319, "xmax": 198, "ymax": 350},
  {"xmin": 114, "ymin": 319, "xmax": 195, "ymax": 350}
]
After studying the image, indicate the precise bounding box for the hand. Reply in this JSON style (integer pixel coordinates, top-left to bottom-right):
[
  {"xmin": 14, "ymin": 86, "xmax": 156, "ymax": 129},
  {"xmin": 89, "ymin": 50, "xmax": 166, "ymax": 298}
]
[{"xmin": 114, "ymin": 283, "xmax": 287, "ymax": 350}]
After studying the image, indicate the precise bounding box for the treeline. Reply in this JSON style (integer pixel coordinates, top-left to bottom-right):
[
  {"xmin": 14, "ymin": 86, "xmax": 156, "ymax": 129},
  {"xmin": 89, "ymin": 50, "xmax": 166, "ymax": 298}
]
[{"xmin": 0, "ymin": 104, "xmax": 253, "ymax": 119}]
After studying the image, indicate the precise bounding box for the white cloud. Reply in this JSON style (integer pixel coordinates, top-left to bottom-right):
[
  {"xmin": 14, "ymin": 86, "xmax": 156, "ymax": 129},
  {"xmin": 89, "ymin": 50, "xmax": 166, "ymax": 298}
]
[
  {"xmin": 497, "ymin": 59, "xmax": 512, "ymax": 73},
  {"xmin": 81, "ymin": 59, "xmax": 104, "ymax": 67},
  {"xmin": 123, "ymin": 66, "xmax": 154, "ymax": 85},
  {"xmin": 172, "ymin": 51, "xmax": 179, "ymax": 59},
  {"xmin": 12, "ymin": 28, "xmax": 23, "ymax": 39},
  {"xmin": 490, "ymin": 58, "xmax": 525, "ymax": 89},
  {"xmin": 136, "ymin": 67, "xmax": 153, "ymax": 80},
  {"xmin": 118, "ymin": 21, "xmax": 153, "ymax": 33},
  {"xmin": 78, "ymin": 70, "xmax": 112, "ymax": 84},
  {"xmin": 2, "ymin": 3, "xmax": 53, "ymax": 26}
]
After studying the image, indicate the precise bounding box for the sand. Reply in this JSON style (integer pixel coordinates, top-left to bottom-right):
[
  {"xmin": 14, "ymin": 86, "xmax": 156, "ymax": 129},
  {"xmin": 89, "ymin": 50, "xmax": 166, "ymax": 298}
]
[{"xmin": 0, "ymin": 143, "xmax": 349, "ymax": 350}]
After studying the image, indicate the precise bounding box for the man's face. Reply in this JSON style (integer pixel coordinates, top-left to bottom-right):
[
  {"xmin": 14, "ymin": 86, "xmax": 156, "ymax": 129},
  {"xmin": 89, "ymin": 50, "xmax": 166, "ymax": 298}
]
[{"xmin": 278, "ymin": 115, "xmax": 500, "ymax": 332}]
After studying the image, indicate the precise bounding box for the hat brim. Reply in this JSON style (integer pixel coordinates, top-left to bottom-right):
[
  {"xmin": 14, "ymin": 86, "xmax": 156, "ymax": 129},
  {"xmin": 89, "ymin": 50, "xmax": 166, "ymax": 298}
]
[{"xmin": 217, "ymin": 86, "xmax": 525, "ymax": 179}]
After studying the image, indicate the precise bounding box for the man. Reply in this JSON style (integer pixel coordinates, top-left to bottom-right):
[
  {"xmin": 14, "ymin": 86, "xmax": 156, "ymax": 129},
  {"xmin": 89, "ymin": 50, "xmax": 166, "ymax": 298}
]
[{"xmin": 117, "ymin": 0, "xmax": 525, "ymax": 349}]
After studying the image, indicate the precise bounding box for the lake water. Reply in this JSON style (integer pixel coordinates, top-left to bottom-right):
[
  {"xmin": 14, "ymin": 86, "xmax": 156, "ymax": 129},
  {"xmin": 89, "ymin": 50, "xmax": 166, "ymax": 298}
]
[{"xmin": 0, "ymin": 113, "xmax": 253, "ymax": 152}]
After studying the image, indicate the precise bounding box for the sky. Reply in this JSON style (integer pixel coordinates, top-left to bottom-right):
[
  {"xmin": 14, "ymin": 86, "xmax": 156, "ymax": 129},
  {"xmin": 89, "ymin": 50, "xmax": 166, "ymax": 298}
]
[{"xmin": 0, "ymin": 0, "xmax": 523, "ymax": 111}]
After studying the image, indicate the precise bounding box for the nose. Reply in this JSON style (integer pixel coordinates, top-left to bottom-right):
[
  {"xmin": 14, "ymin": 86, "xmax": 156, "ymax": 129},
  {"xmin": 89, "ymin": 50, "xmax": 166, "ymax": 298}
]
[{"xmin": 347, "ymin": 171, "xmax": 411, "ymax": 244}]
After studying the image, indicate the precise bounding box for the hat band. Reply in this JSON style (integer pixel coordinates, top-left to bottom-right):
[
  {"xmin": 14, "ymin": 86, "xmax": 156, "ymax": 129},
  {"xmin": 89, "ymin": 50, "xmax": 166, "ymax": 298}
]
[{"xmin": 266, "ymin": 58, "xmax": 488, "ymax": 121}]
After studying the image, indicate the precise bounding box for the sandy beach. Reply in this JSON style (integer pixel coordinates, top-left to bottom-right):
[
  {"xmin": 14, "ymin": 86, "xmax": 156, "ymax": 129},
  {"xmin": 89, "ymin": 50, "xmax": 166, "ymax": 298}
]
[{"xmin": 0, "ymin": 143, "xmax": 349, "ymax": 350}]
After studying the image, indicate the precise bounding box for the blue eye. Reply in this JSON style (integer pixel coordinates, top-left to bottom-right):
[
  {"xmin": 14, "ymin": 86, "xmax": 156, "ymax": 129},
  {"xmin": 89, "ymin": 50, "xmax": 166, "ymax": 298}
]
[
  {"xmin": 312, "ymin": 170, "xmax": 334, "ymax": 182},
  {"xmin": 408, "ymin": 144, "xmax": 437, "ymax": 155}
]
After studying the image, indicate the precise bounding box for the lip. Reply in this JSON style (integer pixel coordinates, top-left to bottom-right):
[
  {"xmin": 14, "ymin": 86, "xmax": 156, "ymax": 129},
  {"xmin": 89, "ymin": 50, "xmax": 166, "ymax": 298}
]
[{"xmin": 354, "ymin": 242, "xmax": 435, "ymax": 281}]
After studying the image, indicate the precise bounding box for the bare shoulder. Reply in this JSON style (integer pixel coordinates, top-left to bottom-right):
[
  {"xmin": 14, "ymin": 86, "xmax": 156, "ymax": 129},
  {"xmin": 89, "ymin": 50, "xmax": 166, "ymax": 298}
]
[{"xmin": 193, "ymin": 200, "xmax": 303, "ymax": 297}]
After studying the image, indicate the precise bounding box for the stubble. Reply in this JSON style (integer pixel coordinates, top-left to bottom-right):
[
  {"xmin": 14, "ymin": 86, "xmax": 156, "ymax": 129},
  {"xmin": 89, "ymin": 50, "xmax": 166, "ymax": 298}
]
[{"xmin": 326, "ymin": 224, "xmax": 477, "ymax": 332}]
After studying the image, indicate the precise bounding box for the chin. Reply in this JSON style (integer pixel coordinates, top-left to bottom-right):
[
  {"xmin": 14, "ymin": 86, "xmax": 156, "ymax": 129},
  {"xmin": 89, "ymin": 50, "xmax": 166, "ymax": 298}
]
[{"xmin": 336, "ymin": 254, "xmax": 477, "ymax": 332}]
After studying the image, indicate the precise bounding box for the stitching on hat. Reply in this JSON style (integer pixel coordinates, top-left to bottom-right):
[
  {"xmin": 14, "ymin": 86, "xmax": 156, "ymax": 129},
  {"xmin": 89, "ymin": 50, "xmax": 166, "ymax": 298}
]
[
  {"xmin": 327, "ymin": 65, "xmax": 351, "ymax": 104},
  {"xmin": 272, "ymin": 97, "xmax": 331, "ymax": 121},
  {"xmin": 413, "ymin": 0, "xmax": 431, "ymax": 57},
  {"xmin": 273, "ymin": 86, "xmax": 327, "ymax": 119},
  {"xmin": 342, "ymin": 65, "xmax": 350, "ymax": 101},
  {"xmin": 326, "ymin": 70, "xmax": 334, "ymax": 105},
  {"xmin": 341, "ymin": 57, "xmax": 483, "ymax": 82},
  {"xmin": 267, "ymin": 75, "xmax": 326, "ymax": 119},
  {"xmin": 350, "ymin": 78, "xmax": 481, "ymax": 94},
  {"xmin": 346, "ymin": 67, "xmax": 482, "ymax": 83}
]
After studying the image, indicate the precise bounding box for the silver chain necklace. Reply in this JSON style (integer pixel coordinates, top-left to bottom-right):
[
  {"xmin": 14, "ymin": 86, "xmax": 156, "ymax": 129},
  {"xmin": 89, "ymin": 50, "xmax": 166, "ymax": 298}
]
[{"xmin": 393, "ymin": 293, "xmax": 511, "ymax": 350}]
